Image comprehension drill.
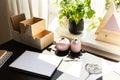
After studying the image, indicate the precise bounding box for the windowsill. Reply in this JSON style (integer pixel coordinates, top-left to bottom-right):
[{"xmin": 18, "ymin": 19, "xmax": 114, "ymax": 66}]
[{"xmin": 48, "ymin": 16, "xmax": 120, "ymax": 61}]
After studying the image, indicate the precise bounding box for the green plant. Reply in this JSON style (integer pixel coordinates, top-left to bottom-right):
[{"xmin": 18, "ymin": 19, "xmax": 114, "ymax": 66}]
[
  {"xmin": 106, "ymin": 0, "xmax": 120, "ymax": 12},
  {"xmin": 54, "ymin": 0, "xmax": 95, "ymax": 25},
  {"xmin": 86, "ymin": 17, "xmax": 102, "ymax": 30}
]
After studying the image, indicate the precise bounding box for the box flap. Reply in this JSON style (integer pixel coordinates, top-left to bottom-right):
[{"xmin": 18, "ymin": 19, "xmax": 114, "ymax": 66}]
[{"xmin": 10, "ymin": 13, "xmax": 26, "ymax": 32}]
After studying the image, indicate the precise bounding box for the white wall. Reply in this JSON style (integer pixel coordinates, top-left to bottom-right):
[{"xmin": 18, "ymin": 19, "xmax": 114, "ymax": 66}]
[{"xmin": 0, "ymin": 0, "xmax": 11, "ymax": 44}]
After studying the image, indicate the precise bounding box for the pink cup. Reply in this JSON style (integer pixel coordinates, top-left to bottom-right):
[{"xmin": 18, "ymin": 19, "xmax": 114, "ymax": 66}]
[
  {"xmin": 70, "ymin": 39, "xmax": 81, "ymax": 53},
  {"xmin": 56, "ymin": 38, "xmax": 70, "ymax": 51}
]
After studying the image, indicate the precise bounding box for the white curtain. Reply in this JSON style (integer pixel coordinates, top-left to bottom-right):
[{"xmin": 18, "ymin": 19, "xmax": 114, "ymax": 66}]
[
  {"xmin": 7, "ymin": 0, "xmax": 49, "ymax": 26},
  {"xmin": 91, "ymin": 0, "xmax": 106, "ymax": 17}
]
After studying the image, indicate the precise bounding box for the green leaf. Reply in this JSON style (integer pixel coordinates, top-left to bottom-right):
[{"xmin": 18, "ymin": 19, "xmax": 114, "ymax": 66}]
[
  {"xmin": 56, "ymin": 0, "xmax": 95, "ymax": 26},
  {"xmin": 52, "ymin": 0, "xmax": 58, "ymax": 5}
]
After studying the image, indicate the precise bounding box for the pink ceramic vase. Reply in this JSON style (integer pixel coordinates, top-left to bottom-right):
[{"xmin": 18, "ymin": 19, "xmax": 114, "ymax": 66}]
[
  {"xmin": 70, "ymin": 39, "xmax": 81, "ymax": 53},
  {"xmin": 56, "ymin": 38, "xmax": 70, "ymax": 51}
]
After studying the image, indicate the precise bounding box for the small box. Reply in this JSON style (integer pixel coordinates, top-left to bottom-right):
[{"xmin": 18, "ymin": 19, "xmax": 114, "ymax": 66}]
[
  {"xmin": 34, "ymin": 30, "xmax": 54, "ymax": 49},
  {"xmin": 20, "ymin": 30, "xmax": 54, "ymax": 50},
  {"xmin": 10, "ymin": 13, "xmax": 54, "ymax": 50},
  {"xmin": 19, "ymin": 17, "xmax": 46, "ymax": 36}
]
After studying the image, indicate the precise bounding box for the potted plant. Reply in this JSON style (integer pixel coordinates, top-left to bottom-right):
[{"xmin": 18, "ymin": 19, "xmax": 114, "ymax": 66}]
[{"xmin": 54, "ymin": 0, "xmax": 95, "ymax": 34}]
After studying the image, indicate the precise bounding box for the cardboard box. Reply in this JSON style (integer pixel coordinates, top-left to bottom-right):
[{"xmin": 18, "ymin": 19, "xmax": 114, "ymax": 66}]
[
  {"xmin": 10, "ymin": 13, "xmax": 26, "ymax": 32},
  {"xmin": 19, "ymin": 17, "xmax": 45, "ymax": 36},
  {"xmin": 10, "ymin": 13, "xmax": 54, "ymax": 50},
  {"xmin": 10, "ymin": 13, "xmax": 26, "ymax": 42},
  {"xmin": 20, "ymin": 30, "xmax": 54, "ymax": 50}
]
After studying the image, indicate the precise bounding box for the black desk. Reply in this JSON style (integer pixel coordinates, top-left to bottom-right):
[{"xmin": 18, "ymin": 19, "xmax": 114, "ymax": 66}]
[
  {"xmin": 0, "ymin": 40, "xmax": 113, "ymax": 80},
  {"xmin": 0, "ymin": 40, "xmax": 47, "ymax": 80}
]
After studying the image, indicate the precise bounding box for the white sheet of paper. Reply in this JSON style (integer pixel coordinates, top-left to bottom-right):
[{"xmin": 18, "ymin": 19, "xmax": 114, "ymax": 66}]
[{"xmin": 9, "ymin": 51, "xmax": 62, "ymax": 77}]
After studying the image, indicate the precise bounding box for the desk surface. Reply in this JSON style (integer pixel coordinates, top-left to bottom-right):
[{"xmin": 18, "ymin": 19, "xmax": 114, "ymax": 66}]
[
  {"xmin": 0, "ymin": 40, "xmax": 45, "ymax": 80},
  {"xmin": 0, "ymin": 40, "xmax": 118, "ymax": 80}
]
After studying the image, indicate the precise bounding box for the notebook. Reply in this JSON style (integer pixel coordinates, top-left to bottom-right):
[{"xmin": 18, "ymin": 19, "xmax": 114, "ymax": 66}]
[
  {"xmin": 0, "ymin": 50, "xmax": 13, "ymax": 68},
  {"xmin": 9, "ymin": 51, "xmax": 62, "ymax": 79}
]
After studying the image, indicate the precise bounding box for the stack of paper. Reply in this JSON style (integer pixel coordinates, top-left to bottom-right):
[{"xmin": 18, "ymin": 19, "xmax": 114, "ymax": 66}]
[{"xmin": 0, "ymin": 50, "xmax": 13, "ymax": 68}]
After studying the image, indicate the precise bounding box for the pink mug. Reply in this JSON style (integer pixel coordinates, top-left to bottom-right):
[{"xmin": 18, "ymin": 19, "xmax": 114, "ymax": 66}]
[
  {"xmin": 56, "ymin": 38, "xmax": 70, "ymax": 51},
  {"xmin": 70, "ymin": 39, "xmax": 81, "ymax": 53}
]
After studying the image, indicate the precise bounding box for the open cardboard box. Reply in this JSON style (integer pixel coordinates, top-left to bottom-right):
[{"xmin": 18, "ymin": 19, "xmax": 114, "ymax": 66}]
[
  {"xmin": 10, "ymin": 13, "xmax": 54, "ymax": 50},
  {"xmin": 10, "ymin": 13, "xmax": 26, "ymax": 42}
]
